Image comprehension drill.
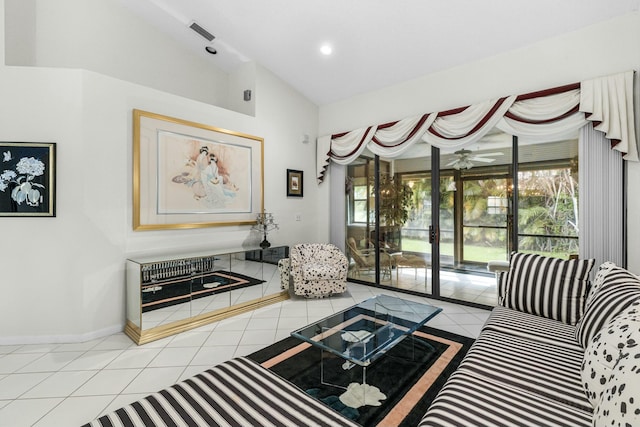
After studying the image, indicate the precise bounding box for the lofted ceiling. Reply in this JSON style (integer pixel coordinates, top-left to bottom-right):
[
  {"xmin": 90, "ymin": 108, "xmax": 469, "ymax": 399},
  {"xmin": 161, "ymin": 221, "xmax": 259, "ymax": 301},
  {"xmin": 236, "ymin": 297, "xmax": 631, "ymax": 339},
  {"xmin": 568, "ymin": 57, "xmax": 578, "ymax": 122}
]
[{"xmin": 119, "ymin": 0, "xmax": 639, "ymax": 106}]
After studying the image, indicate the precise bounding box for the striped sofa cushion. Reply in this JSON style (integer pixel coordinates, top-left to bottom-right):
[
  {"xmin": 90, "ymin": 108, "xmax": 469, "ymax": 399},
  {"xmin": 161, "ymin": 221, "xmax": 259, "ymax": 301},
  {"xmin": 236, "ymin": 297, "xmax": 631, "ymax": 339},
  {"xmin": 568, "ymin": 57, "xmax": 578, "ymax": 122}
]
[
  {"xmin": 458, "ymin": 329, "xmax": 590, "ymax": 411},
  {"xmin": 482, "ymin": 306, "xmax": 582, "ymax": 351},
  {"xmin": 584, "ymin": 261, "xmax": 617, "ymax": 305},
  {"xmin": 419, "ymin": 370, "xmax": 592, "ymax": 427},
  {"xmin": 82, "ymin": 357, "xmax": 359, "ymax": 427},
  {"xmin": 496, "ymin": 271, "xmax": 508, "ymax": 304},
  {"xmin": 501, "ymin": 252, "xmax": 595, "ymax": 325},
  {"xmin": 575, "ymin": 264, "xmax": 640, "ymax": 348}
]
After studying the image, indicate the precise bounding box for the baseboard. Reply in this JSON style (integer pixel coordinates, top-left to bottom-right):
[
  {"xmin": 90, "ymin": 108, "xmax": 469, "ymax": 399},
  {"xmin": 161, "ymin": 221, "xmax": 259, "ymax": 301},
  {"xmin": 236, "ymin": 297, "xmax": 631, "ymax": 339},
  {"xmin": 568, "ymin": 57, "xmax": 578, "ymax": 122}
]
[{"xmin": 0, "ymin": 323, "xmax": 124, "ymax": 346}]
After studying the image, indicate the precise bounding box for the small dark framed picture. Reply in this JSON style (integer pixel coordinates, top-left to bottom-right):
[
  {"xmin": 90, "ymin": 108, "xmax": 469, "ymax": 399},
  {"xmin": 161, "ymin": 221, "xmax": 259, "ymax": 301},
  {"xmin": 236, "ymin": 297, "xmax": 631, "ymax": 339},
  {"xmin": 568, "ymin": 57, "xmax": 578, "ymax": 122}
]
[
  {"xmin": 0, "ymin": 142, "xmax": 56, "ymax": 217},
  {"xmin": 287, "ymin": 169, "xmax": 303, "ymax": 197}
]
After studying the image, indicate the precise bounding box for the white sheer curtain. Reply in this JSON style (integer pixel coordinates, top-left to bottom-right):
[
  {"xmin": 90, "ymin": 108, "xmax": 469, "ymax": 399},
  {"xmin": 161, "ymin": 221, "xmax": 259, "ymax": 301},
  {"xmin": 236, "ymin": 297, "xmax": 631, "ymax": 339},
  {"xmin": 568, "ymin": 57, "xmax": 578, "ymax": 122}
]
[{"xmin": 579, "ymin": 123, "xmax": 625, "ymax": 268}]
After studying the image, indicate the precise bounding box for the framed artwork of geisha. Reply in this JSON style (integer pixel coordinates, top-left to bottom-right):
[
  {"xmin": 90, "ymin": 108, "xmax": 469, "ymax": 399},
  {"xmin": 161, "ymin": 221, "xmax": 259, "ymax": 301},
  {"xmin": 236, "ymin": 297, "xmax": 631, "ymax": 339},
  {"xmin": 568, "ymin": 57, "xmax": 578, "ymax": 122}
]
[{"xmin": 133, "ymin": 109, "xmax": 263, "ymax": 230}]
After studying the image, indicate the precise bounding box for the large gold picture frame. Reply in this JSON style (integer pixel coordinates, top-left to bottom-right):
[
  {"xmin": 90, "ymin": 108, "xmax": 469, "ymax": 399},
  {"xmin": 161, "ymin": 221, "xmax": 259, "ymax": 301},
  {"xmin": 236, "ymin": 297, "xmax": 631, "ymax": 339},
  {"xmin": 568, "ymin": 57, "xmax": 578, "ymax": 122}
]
[{"xmin": 133, "ymin": 109, "xmax": 264, "ymax": 230}]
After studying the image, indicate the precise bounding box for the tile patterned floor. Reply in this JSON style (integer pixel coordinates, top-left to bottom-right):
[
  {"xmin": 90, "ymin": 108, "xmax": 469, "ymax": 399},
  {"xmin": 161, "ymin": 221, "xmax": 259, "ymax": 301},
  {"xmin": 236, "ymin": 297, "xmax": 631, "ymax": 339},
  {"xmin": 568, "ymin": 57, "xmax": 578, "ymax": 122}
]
[
  {"xmin": 352, "ymin": 266, "xmax": 499, "ymax": 306},
  {"xmin": 0, "ymin": 283, "xmax": 490, "ymax": 427}
]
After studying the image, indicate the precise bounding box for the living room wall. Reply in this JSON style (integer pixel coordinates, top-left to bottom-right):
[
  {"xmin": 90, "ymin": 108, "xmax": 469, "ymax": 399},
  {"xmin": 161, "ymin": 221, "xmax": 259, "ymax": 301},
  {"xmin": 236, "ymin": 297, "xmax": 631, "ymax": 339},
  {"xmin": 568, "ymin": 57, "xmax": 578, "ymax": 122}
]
[
  {"xmin": 4, "ymin": 0, "xmax": 238, "ymax": 111},
  {"xmin": 0, "ymin": 66, "xmax": 322, "ymax": 344},
  {"xmin": 0, "ymin": 2, "xmax": 323, "ymax": 343},
  {"xmin": 320, "ymin": 12, "xmax": 640, "ymax": 273}
]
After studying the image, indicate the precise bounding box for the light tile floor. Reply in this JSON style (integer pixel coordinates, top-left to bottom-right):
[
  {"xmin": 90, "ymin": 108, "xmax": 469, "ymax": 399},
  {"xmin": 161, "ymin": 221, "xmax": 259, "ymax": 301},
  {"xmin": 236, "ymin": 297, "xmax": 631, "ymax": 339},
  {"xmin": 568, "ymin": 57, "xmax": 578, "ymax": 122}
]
[
  {"xmin": 353, "ymin": 267, "xmax": 499, "ymax": 306},
  {"xmin": 0, "ymin": 283, "xmax": 490, "ymax": 427}
]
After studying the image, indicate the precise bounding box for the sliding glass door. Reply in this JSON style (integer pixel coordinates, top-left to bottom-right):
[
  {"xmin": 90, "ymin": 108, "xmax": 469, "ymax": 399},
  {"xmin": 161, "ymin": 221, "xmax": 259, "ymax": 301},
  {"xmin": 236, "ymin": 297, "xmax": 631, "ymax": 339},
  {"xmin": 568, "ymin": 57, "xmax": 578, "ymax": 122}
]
[
  {"xmin": 396, "ymin": 172, "xmax": 433, "ymax": 294},
  {"xmin": 435, "ymin": 145, "xmax": 509, "ymax": 304},
  {"xmin": 460, "ymin": 175, "xmax": 511, "ymax": 266},
  {"xmin": 346, "ymin": 157, "xmax": 378, "ymax": 285},
  {"xmin": 343, "ymin": 129, "xmax": 580, "ymax": 307},
  {"xmin": 516, "ymin": 138, "xmax": 579, "ymax": 259}
]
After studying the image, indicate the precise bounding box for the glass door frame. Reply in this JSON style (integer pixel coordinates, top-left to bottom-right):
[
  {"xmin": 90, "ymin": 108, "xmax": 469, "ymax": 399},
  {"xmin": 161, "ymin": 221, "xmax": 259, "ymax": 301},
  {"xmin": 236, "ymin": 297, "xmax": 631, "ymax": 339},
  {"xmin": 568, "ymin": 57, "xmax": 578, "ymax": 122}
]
[
  {"xmin": 346, "ymin": 134, "xmax": 578, "ymax": 309},
  {"xmin": 430, "ymin": 146, "xmax": 441, "ymax": 297},
  {"xmin": 373, "ymin": 156, "xmax": 382, "ymax": 284},
  {"xmin": 511, "ymin": 135, "xmax": 519, "ymax": 253}
]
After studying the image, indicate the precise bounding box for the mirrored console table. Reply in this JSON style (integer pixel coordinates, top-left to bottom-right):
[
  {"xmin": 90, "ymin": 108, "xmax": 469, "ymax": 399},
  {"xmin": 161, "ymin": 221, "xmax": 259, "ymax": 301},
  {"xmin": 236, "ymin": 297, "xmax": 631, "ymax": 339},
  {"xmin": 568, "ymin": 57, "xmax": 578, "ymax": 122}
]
[{"xmin": 125, "ymin": 246, "xmax": 289, "ymax": 345}]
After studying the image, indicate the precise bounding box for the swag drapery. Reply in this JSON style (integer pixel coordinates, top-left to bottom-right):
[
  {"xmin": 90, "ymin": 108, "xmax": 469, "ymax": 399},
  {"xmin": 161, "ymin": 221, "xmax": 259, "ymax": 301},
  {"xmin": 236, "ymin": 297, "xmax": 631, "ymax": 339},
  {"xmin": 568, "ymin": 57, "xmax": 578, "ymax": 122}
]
[{"xmin": 316, "ymin": 70, "xmax": 637, "ymax": 183}]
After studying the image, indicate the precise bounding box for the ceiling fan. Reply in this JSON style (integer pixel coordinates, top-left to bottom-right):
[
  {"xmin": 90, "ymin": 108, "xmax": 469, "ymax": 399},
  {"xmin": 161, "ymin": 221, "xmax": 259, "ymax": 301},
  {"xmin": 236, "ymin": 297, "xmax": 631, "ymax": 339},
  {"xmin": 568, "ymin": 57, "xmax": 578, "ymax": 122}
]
[{"xmin": 446, "ymin": 149, "xmax": 503, "ymax": 170}]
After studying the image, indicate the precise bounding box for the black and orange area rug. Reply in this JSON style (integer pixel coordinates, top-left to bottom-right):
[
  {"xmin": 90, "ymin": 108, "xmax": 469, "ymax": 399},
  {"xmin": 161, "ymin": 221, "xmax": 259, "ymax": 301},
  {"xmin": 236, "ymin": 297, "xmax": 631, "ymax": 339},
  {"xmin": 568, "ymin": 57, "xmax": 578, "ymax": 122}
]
[{"xmin": 248, "ymin": 326, "xmax": 474, "ymax": 427}]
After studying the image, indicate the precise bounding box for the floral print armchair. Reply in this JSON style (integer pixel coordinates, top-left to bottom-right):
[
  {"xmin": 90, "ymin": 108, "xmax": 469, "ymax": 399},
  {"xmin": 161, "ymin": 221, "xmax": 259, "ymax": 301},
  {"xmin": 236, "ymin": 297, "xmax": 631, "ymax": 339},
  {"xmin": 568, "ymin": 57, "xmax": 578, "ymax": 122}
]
[{"xmin": 290, "ymin": 243, "xmax": 348, "ymax": 298}]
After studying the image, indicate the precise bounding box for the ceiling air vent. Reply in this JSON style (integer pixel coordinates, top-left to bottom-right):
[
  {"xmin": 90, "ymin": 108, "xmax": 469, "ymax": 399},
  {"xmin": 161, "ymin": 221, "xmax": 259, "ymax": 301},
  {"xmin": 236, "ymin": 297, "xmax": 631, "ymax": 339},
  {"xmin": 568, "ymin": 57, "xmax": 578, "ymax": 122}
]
[{"xmin": 188, "ymin": 21, "xmax": 215, "ymax": 42}]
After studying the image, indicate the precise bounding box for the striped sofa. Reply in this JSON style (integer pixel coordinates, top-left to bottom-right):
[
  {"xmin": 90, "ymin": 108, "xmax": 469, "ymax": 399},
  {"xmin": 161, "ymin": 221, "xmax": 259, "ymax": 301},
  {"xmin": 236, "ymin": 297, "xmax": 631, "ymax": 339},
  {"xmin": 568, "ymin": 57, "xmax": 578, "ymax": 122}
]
[
  {"xmin": 82, "ymin": 357, "xmax": 359, "ymax": 427},
  {"xmin": 83, "ymin": 254, "xmax": 640, "ymax": 427},
  {"xmin": 420, "ymin": 254, "xmax": 640, "ymax": 427}
]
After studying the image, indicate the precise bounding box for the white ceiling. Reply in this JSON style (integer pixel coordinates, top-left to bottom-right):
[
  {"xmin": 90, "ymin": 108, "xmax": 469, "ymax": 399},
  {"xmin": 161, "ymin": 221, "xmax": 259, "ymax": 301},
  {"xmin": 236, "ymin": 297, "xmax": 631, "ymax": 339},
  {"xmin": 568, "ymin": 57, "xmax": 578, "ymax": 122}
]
[{"xmin": 120, "ymin": 0, "xmax": 639, "ymax": 106}]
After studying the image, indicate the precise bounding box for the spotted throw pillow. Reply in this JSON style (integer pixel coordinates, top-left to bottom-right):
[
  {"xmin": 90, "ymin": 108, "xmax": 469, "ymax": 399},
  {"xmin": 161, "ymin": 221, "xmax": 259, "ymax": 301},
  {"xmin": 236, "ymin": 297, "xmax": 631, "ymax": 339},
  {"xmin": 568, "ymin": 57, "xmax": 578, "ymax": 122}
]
[
  {"xmin": 581, "ymin": 299, "xmax": 638, "ymax": 407},
  {"xmin": 575, "ymin": 264, "xmax": 640, "ymax": 348},
  {"xmin": 592, "ymin": 300, "xmax": 640, "ymax": 426},
  {"xmin": 500, "ymin": 252, "xmax": 595, "ymax": 325}
]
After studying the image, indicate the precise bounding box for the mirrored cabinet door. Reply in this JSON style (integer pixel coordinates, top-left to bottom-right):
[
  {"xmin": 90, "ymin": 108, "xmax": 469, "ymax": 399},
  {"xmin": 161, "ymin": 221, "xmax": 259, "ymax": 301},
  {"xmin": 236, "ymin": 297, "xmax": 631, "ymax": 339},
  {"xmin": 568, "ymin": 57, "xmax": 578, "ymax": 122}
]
[
  {"xmin": 190, "ymin": 254, "xmax": 232, "ymax": 318},
  {"xmin": 140, "ymin": 260, "xmax": 194, "ymax": 329},
  {"xmin": 125, "ymin": 246, "xmax": 289, "ymax": 345}
]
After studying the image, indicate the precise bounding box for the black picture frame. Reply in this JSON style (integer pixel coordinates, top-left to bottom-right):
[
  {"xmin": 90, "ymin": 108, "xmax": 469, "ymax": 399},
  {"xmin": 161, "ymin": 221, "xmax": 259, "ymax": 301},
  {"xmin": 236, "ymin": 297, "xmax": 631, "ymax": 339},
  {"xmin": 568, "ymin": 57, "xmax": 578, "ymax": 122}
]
[
  {"xmin": 287, "ymin": 169, "xmax": 303, "ymax": 197},
  {"xmin": 0, "ymin": 142, "xmax": 56, "ymax": 217}
]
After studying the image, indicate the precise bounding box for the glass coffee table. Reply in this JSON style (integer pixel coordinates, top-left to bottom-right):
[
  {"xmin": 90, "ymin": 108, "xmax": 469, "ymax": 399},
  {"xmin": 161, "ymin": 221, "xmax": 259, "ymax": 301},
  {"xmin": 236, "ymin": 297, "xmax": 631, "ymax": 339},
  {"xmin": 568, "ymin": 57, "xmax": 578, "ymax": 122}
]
[{"xmin": 291, "ymin": 294, "xmax": 442, "ymax": 388}]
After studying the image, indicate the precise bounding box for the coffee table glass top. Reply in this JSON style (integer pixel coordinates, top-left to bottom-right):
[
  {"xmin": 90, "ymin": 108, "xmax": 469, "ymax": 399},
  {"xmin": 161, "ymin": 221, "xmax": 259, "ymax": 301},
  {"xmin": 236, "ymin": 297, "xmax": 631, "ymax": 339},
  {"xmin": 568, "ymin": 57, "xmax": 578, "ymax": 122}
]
[{"xmin": 291, "ymin": 295, "xmax": 442, "ymax": 367}]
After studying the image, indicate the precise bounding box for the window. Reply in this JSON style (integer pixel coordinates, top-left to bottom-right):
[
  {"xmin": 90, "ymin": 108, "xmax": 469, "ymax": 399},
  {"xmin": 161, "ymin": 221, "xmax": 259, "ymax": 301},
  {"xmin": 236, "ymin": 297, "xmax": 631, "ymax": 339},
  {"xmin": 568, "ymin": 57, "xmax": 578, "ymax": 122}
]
[
  {"xmin": 352, "ymin": 182, "xmax": 369, "ymax": 223},
  {"xmin": 517, "ymin": 160, "xmax": 579, "ymax": 258}
]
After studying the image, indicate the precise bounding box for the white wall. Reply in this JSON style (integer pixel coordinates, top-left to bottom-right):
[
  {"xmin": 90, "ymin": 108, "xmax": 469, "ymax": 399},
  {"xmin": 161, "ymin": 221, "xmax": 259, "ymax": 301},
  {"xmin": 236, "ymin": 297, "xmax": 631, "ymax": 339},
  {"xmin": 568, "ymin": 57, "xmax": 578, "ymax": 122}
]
[
  {"xmin": 226, "ymin": 62, "xmax": 257, "ymax": 117},
  {"xmin": 320, "ymin": 13, "xmax": 640, "ymax": 134},
  {"xmin": 4, "ymin": 0, "xmax": 35, "ymax": 66},
  {"xmin": 0, "ymin": 0, "xmax": 322, "ymax": 343},
  {"xmin": 319, "ymin": 12, "xmax": 640, "ymax": 273},
  {"xmin": 0, "ymin": 65, "xmax": 320, "ymax": 344},
  {"xmin": 2, "ymin": 2, "xmax": 638, "ymax": 343},
  {"xmin": 253, "ymin": 64, "xmax": 326, "ymax": 244},
  {"xmin": 4, "ymin": 0, "xmax": 233, "ymax": 110},
  {"xmin": 0, "ymin": 0, "xmax": 4, "ymax": 61}
]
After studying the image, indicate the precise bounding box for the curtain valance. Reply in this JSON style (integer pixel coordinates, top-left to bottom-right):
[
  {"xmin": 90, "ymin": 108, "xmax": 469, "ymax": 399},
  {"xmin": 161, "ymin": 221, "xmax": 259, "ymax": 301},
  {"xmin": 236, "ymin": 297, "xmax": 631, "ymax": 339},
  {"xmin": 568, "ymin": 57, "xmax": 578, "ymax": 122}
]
[{"xmin": 317, "ymin": 70, "xmax": 637, "ymax": 183}]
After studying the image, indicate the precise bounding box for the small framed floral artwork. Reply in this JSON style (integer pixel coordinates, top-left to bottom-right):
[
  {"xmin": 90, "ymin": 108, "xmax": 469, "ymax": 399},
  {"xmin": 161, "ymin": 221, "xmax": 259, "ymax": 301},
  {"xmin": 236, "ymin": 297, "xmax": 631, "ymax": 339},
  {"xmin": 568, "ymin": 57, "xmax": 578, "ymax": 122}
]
[
  {"xmin": 287, "ymin": 169, "xmax": 303, "ymax": 197},
  {"xmin": 0, "ymin": 142, "xmax": 56, "ymax": 217}
]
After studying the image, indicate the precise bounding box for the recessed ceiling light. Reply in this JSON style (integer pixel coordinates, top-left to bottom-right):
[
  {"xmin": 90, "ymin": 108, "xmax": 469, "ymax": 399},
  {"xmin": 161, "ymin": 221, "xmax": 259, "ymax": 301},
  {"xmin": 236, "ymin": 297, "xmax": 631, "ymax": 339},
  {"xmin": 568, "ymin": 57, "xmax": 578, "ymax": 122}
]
[{"xmin": 320, "ymin": 44, "xmax": 333, "ymax": 55}]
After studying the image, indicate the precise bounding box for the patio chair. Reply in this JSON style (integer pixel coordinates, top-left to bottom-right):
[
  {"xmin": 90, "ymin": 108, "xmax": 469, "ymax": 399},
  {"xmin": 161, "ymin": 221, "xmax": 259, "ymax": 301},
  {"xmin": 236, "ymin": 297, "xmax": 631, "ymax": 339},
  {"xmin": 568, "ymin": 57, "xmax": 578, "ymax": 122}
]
[{"xmin": 346, "ymin": 237, "xmax": 393, "ymax": 280}]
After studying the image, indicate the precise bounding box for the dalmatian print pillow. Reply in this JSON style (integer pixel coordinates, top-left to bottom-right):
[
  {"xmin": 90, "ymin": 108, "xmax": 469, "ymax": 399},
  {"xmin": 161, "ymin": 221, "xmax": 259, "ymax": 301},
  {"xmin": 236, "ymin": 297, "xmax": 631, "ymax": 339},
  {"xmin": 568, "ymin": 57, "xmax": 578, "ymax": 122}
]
[
  {"xmin": 581, "ymin": 323, "xmax": 622, "ymax": 406},
  {"xmin": 590, "ymin": 300, "xmax": 640, "ymax": 426}
]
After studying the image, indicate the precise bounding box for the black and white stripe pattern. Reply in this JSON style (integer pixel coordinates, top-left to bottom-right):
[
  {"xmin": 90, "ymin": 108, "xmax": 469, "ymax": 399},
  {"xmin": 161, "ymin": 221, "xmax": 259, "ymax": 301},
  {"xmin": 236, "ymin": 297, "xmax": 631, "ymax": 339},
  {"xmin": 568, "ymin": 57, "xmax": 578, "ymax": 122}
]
[
  {"xmin": 501, "ymin": 253, "xmax": 595, "ymax": 325},
  {"xmin": 418, "ymin": 370, "xmax": 592, "ymax": 427},
  {"xmin": 421, "ymin": 303, "xmax": 595, "ymax": 427},
  {"xmin": 483, "ymin": 306, "xmax": 582, "ymax": 351},
  {"xmin": 82, "ymin": 357, "xmax": 359, "ymax": 427},
  {"xmin": 575, "ymin": 265, "xmax": 640, "ymax": 348},
  {"xmin": 459, "ymin": 329, "xmax": 591, "ymax": 411},
  {"xmin": 496, "ymin": 271, "xmax": 508, "ymax": 305}
]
